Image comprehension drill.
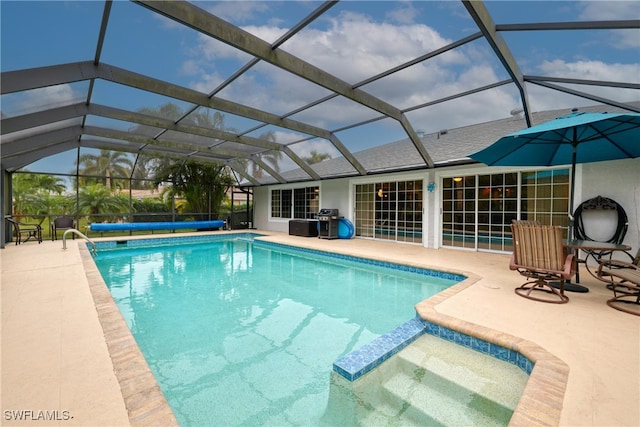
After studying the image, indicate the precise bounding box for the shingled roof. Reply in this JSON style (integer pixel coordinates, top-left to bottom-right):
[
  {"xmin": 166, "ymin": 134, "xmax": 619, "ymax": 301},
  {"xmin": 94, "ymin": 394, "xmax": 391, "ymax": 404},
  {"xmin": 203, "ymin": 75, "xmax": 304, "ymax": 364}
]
[{"xmin": 275, "ymin": 102, "xmax": 639, "ymax": 183}]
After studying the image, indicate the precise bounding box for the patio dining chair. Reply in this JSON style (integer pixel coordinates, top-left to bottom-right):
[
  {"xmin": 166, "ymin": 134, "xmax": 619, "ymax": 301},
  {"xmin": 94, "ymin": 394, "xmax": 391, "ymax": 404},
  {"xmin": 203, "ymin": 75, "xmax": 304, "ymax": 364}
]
[
  {"xmin": 6, "ymin": 217, "xmax": 43, "ymax": 245},
  {"xmin": 510, "ymin": 221, "xmax": 576, "ymax": 304},
  {"xmin": 51, "ymin": 216, "xmax": 76, "ymax": 241},
  {"xmin": 596, "ymin": 247, "xmax": 640, "ymax": 316}
]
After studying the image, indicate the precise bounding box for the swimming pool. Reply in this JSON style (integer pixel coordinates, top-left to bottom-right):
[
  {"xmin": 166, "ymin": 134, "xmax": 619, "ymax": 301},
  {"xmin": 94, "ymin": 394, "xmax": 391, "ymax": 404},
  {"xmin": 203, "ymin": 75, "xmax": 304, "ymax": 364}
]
[{"xmin": 93, "ymin": 234, "xmax": 461, "ymax": 425}]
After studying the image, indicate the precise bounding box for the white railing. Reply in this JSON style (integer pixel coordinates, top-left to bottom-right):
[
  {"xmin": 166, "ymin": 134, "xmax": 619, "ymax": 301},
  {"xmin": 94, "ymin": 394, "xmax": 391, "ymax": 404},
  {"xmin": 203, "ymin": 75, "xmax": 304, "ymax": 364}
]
[{"xmin": 62, "ymin": 229, "xmax": 97, "ymax": 256}]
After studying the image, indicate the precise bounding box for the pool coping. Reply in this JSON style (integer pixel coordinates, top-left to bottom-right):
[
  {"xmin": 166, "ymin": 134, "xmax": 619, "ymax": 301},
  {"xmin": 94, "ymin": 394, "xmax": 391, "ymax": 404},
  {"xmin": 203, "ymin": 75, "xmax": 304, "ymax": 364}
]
[
  {"xmin": 415, "ymin": 277, "xmax": 569, "ymax": 427},
  {"xmin": 79, "ymin": 234, "xmax": 568, "ymax": 427},
  {"xmin": 80, "ymin": 244, "xmax": 179, "ymax": 427}
]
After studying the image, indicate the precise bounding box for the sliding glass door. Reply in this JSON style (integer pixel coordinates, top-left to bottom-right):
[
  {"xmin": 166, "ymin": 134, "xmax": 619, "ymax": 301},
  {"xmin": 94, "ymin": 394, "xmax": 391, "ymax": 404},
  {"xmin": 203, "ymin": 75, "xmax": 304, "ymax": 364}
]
[
  {"xmin": 355, "ymin": 180, "xmax": 423, "ymax": 243},
  {"xmin": 441, "ymin": 169, "xmax": 569, "ymax": 252}
]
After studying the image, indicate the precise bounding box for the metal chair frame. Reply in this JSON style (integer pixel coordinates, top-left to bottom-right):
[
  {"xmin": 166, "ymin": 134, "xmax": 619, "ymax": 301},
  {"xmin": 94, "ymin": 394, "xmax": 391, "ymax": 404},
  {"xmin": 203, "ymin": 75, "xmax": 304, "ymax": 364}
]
[
  {"xmin": 6, "ymin": 217, "xmax": 43, "ymax": 245},
  {"xmin": 510, "ymin": 221, "xmax": 576, "ymax": 304}
]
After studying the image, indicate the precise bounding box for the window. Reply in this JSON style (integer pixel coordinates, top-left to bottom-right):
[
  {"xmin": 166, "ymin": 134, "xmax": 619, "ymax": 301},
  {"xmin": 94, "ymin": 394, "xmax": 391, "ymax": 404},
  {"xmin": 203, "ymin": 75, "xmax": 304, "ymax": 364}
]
[
  {"xmin": 441, "ymin": 169, "xmax": 569, "ymax": 252},
  {"xmin": 271, "ymin": 186, "xmax": 319, "ymax": 219},
  {"xmin": 521, "ymin": 169, "xmax": 569, "ymax": 227},
  {"xmin": 294, "ymin": 187, "xmax": 320, "ymax": 219}
]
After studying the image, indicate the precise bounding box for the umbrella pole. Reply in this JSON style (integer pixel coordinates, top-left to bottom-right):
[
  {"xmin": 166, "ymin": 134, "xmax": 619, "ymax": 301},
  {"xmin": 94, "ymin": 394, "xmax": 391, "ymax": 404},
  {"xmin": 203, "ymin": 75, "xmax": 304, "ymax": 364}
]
[
  {"xmin": 551, "ymin": 143, "xmax": 588, "ymax": 293},
  {"xmin": 563, "ymin": 138, "xmax": 590, "ymax": 292},
  {"xmin": 568, "ymin": 141, "xmax": 577, "ymax": 242}
]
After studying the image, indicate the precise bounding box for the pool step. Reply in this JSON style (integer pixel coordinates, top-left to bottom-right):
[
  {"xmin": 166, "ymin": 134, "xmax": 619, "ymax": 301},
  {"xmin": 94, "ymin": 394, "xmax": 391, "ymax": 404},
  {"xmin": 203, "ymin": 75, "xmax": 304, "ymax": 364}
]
[
  {"xmin": 356, "ymin": 334, "xmax": 526, "ymax": 426},
  {"xmin": 397, "ymin": 335, "xmax": 525, "ymax": 409}
]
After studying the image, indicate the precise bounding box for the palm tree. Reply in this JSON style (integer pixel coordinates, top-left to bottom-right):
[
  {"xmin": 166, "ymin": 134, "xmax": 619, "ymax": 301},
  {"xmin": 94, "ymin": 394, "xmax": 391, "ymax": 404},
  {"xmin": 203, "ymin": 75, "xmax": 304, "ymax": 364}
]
[
  {"xmin": 12, "ymin": 172, "xmax": 69, "ymax": 223},
  {"xmin": 77, "ymin": 149, "xmax": 134, "ymax": 189},
  {"xmin": 183, "ymin": 108, "xmax": 228, "ymax": 130},
  {"xmin": 239, "ymin": 131, "xmax": 283, "ymax": 180},
  {"xmin": 13, "ymin": 172, "xmax": 66, "ymax": 195},
  {"xmin": 302, "ymin": 150, "xmax": 332, "ymax": 165},
  {"xmin": 78, "ymin": 183, "xmax": 129, "ymax": 220},
  {"xmin": 130, "ymin": 153, "xmax": 159, "ymax": 190},
  {"xmin": 130, "ymin": 102, "xmax": 240, "ymax": 218},
  {"xmin": 154, "ymin": 161, "xmax": 234, "ymax": 217}
]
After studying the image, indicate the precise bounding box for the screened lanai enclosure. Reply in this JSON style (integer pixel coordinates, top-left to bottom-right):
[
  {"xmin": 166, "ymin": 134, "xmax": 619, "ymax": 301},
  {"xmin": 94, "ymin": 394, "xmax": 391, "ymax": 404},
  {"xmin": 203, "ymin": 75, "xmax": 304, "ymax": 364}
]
[{"xmin": 2, "ymin": 1, "xmax": 639, "ymax": 246}]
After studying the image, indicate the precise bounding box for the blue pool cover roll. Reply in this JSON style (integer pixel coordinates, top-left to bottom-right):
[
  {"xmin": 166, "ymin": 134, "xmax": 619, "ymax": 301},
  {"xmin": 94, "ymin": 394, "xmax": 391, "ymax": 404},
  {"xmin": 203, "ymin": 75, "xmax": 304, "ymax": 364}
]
[
  {"xmin": 90, "ymin": 220, "xmax": 225, "ymax": 232},
  {"xmin": 338, "ymin": 218, "xmax": 355, "ymax": 239}
]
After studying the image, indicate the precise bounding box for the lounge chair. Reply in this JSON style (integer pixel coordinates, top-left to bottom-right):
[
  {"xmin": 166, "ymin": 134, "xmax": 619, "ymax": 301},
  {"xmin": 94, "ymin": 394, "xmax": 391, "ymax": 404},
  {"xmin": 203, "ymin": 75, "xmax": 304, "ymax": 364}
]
[
  {"xmin": 596, "ymin": 248, "xmax": 640, "ymax": 316},
  {"xmin": 51, "ymin": 216, "xmax": 76, "ymax": 241},
  {"xmin": 6, "ymin": 217, "xmax": 43, "ymax": 245},
  {"xmin": 510, "ymin": 221, "xmax": 576, "ymax": 304}
]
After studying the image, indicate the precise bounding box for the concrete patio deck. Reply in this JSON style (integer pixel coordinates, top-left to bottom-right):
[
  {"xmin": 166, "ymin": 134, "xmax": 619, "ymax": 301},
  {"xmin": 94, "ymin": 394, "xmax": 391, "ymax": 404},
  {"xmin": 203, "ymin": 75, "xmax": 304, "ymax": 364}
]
[{"xmin": 1, "ymin": 231, "xmax": 638, "ymax": 426}]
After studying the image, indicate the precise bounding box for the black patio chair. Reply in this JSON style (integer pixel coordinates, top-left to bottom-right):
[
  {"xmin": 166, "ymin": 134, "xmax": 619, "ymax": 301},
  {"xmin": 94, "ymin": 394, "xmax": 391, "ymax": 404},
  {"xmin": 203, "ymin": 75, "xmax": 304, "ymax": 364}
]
[
  {"xmin": 6, "ymin": 217, "xmax": 43, "ymax": 245},
  {"xmin": 51, "ymin": 216, "xmax": 76, "ymax": 241}
]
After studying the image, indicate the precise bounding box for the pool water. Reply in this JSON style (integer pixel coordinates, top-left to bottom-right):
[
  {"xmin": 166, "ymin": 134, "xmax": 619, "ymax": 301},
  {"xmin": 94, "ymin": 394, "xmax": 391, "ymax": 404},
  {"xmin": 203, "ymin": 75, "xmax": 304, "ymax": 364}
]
[{"xmin": 94, "ymin": 236, "xmax": 457, "ymax": 425}]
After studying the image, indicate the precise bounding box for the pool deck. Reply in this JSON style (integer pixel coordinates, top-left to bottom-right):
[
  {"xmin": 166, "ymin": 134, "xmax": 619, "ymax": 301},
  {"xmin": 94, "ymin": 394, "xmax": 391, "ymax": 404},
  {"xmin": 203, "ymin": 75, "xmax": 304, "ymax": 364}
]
[{"xmin": 1, "ymin": 230, "xmax": 638, "ymax": 426}]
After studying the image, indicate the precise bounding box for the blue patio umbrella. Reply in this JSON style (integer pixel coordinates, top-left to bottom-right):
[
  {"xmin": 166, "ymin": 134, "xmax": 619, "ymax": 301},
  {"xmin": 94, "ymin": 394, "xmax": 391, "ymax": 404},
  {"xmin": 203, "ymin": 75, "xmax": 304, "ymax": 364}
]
[
  {"xmin": 470, "ymin": 111, "xmax": 640, "ymax": 227},
  {"xmin": 471, "ymin": 111, "xmax": 640, "ymax": 292}
]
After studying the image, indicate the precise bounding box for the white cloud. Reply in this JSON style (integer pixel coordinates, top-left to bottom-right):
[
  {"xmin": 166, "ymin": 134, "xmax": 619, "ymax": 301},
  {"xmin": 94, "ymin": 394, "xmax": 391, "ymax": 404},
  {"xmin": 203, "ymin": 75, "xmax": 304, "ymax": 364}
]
[
  {"xmin": 151, "ymin": 10, "xmax": 183, "ymax": 30},
  {"xmin": 578, "ymin": 1, "xmax": 640, "ymax": 21},
  {"xmin": 240, "ymin": 25, "xmax": 288, "ymax": 44},
  {"xmin": 14, "ymin": 84, "xmax": 82, "ymax": 116},
  {"xmin": 180, "ymin": 59, "xmax": 203, "ymax": 76},
  {"xmin": 190, "ymin": 72, "xmax": 225, "ymax": 94},
  {"xmin": 610, "ymin": 29, "xmax": 640, "ymax": 49},
  {"xmin": 287, "ymin": 11, "xmax": 465, "ymax": 82},
  {"xmin": 184, "ymin": 5, "xmax": 638, "ymax": 141},
  {"xmin": 386, "ymin": 2, "xmax": 420, "ymax": 25},
  {"xmin": 291, "ymin": 138, "xmax": 341, "ymax": 160},
  {"xmin": 527, "ymin": 59, "xmax": 640, "ymax": 111},
  {"xmin": 539, "ymin": 59, "xmax": 640, "ymax": 84},
  {"xmin": 194, "ymin": 33, "xmax": 250, "ymax": 62},
  {"xmin": 577, "ymin": 1, "xmax": 640, "ymax": 49},
  {"xmin": 203, "ymin": 1, "xmax": 270, "ymax": 25}
]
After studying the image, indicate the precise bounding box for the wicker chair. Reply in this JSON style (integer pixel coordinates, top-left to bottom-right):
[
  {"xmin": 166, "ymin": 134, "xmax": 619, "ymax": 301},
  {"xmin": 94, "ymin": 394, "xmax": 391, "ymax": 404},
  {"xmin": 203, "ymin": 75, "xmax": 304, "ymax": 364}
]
[
  {"xmin": 596, "ymin": 248, "xmax": 640, "ymax": 315},
  {"xmin": 510, "ymin": 221, "xmax": 576, "ymax": 304},
  {"xmin": 6, "ymin": 217, "xmax": 43, "ymax": 245}
]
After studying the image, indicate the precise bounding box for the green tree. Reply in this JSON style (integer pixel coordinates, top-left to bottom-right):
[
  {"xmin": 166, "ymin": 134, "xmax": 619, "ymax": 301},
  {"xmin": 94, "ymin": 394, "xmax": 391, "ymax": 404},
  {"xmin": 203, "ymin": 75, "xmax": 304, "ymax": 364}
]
[
  {"xmin": 154, "ymin": 161, "xmax": 234, "ymax": 217},
  {"xmin": 130, "ymin": 153, "xmax": 158, "ymax": 190},
  {"xmin": 77, "ymin": 149, "xmax": 134, "ymax": 189},
  {"xmin": 137, "ymin": 103, "xmax": 184, "ymax": 122},
  {"xmin": 12, "ymin": 172, "xmax": 68, "ymax": 223},
  {"xmin": 78, "ymin": 183, "xmax": 129, "ymax": 220},
  {"xmin": 302, "ymin": 150, "xmax": 332, "ymax": 165},
  {"xmin": 131, "ymin": 102, "xmax": 240, "ymax": 217},
  {"xmin": 239, "ymin": 131, "xmax": 283, "ymax": 180},
  {"xmin": 182, "ymin": 108, "xmax": 228, "ymax": 130}
]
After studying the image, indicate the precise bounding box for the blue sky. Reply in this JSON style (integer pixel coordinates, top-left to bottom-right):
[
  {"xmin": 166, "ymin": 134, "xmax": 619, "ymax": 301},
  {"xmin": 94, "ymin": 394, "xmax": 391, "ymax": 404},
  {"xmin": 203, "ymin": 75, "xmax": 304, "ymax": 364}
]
[{"xmin": 1, "ymin": 1, "xmax": 639, "ymax": 175}]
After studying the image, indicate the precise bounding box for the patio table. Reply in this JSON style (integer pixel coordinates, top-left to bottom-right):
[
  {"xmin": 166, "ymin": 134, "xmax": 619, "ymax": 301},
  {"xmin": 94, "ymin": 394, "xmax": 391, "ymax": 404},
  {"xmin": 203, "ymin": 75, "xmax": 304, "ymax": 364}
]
[{"xmin": 561, "ymin": 239, "xmax": 632, "ymax": 292}]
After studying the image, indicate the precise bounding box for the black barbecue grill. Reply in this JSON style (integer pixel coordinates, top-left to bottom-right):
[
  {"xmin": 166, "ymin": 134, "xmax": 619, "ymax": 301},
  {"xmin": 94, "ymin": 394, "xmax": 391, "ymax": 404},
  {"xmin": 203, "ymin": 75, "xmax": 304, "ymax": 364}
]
[{"xmin": 317, "ymin": 208, "xmax": 339, "ymax": 239}]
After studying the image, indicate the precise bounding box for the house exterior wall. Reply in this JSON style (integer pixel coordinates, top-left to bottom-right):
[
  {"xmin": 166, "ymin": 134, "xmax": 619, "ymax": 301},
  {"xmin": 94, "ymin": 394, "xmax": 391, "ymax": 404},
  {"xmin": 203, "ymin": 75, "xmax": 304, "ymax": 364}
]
[
  {"xmin": 581, "ymin": 158, "xmax": 639, "ymax": 253},
  {"xmin": 253, "ymin": 158, "xmax": 640, "ymax": 254}
]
